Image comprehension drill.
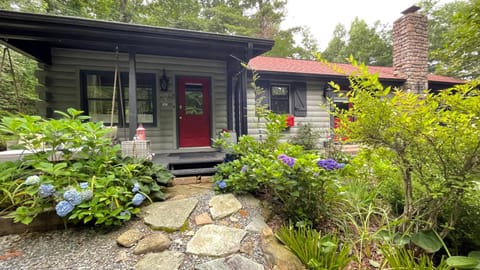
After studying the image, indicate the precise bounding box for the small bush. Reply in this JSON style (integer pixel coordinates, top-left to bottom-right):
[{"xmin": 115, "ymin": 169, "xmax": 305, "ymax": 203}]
[
  {"xmin": 0, "ymin": 108, "xmax": 172, "ymax": 226},
  {"xmin": 289, "ymin": 123, "xmax": 321, "ymax": 150}
]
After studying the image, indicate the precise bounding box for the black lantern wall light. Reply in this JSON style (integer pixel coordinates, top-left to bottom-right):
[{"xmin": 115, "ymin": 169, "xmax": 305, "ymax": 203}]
[{"xmin": 159, "ymin": 69, "xmax": 169, "ymax": 91}]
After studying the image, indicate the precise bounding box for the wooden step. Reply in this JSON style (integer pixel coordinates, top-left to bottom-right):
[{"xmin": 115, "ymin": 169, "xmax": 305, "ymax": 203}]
[{"xmin": 170, "ymin": 167, "xmax": 217, "ymax": 177}]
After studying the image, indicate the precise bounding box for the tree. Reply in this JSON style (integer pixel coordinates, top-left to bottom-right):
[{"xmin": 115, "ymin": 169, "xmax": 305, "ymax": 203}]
[
  {"xmin": 425, "ymin": 0, "xmax": 479, "ymax": 79},
  {"xmin": 322, "ymin": 23, "xmax": 347, "ymax": 63},
  {"xmin": 322, "ymin": 18, "xmax": 392, "ymax": 66}
]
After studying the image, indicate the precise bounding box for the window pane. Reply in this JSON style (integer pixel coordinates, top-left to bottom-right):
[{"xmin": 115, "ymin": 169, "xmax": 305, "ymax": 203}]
[
  {"xmin": 272, "ymin": 86, "xmax": 288, "ymax": 96},
  {"xmin": 86, "ymin": 73, "xmax": 115, "ymax": 98},
  {"xmin": 185, "ymin": 84, "xmax": 203, "ymax": 115},
  {"xmin": 88, "ymin": 100, "xmax": 118, "ymax": 124},
  {"xmin": 271, "ymin": 100, "xmax": 289, "ymax": 114}
]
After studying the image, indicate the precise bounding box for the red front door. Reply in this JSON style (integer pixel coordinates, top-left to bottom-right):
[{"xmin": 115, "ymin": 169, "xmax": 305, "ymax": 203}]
[{"xmin": 178, "ymin": 77, "xmax": 211, "ymax": 147}]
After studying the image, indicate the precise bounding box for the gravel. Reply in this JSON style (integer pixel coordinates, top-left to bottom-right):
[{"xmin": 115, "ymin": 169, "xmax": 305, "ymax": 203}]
[{"xmin": 0, "ymin": 190, "xmax": 269, "ymax": 270}]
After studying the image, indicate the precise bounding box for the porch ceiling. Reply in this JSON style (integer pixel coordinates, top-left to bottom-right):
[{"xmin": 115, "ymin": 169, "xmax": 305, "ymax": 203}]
[{"xmin": 0, "ymin": 10, "xmax": 274, "ymax": 64}]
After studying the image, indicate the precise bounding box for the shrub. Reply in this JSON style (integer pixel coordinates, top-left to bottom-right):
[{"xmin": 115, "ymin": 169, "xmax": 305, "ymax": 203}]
[
  {"xmin": 0, "ymin": 108, "xmax": 172, "ymax": 226},
  {"xmin": 334, "ymin": 58, "xmax": 480, "ymax": 238},
  {"xmin": 289, "ymin": 123, "xmax": 321, "ymax": 150},
  {"xmin": 214, "ymin": 111, "xmax": 344, "ymax": 226}
]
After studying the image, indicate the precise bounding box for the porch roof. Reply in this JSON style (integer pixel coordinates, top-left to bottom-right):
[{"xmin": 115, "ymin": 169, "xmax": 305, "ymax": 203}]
[{"xmin": 0, "ymin": 10, "xmax": 274, "ymax": 64}]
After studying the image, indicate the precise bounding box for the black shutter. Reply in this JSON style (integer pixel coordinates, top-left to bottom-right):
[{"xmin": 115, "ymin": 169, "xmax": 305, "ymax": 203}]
[
  {"xmin": 255, "ymin": 80, "xmax": 270, "ymax": 109},
  {"xmin": 293, "ymin": 82, "xmax": 307, "ymax": 117}
]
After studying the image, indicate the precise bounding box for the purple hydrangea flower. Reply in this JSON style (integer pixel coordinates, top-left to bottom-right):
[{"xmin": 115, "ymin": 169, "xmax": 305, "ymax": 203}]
[
  {"xmin": 241, "ymin": 165, "xmax": 247, "ymax": 173},
  {"xmin": 132, "ymin": 193, "xmax": 145, "ymax": 206},
  {"xmin": 217, "ymin": 180, "xmax": 227, "ymax": 189},
  {"xmin": 132, "ymin": 182, "xmax": 140, "ymax": 193},
  {"xmin": 79, "ymin": 182, "xmax": 89, "ymax": 189},
  {"xmin": 317, "ymin": 159, "xmax": 340, "ymax": 170},
  {"xmin": 63, "ymin": 189, "xmax": 82, "ymax": 206},
  {"xmin": 25, "ymin": 175, "xmax": 40, "ymax": 186},
  {"xmin": 277, "ymin": 154, "xmax": 296, "ymax": 167},
  {"xmin": 38, "ymin": 184, "xmax": 56, "ymax": 198},
  {"xmin": 80, "ymin": 190, "xmax": 93, "ymax": 201},
  {"xmin": 55, "ymin": 200, "xmax": 74, "ymax": 217}
]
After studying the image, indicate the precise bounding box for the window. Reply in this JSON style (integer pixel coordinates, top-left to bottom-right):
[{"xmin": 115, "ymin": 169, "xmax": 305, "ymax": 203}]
[
  {"xmin": 255, "ymin": 80, "xmax": 307, "ymax": 117},
  {"xmin": 81, "ymin": 71, "xmax": 156, "ymax": 127},
  {"xmin": 271, "ymin": 85, "xmax": 290, "ymax": 114}
]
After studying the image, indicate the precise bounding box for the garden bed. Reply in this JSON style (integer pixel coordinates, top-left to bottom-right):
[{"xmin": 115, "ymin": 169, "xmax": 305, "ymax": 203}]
[{"xmin": 0, "ymin": 210, "xmax": 65, "ymax": 236}]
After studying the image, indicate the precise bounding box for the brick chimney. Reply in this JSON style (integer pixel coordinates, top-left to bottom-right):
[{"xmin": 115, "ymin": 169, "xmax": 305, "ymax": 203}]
[{"xmin": 393, "ymin": 6, "xmax": 428, "ymax": 93}]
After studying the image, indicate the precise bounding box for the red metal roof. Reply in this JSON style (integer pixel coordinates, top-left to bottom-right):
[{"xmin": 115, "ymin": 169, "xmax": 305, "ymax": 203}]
[{"xmin": 248, "ymin": 56, "xmax": 463, "ymax": 84}]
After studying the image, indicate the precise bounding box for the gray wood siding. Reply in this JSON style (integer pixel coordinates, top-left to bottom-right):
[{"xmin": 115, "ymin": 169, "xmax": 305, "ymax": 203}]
[
  {"xmin": 39, "ymin": 48, "xmax": 227, "ymax": 153},
  {"xmin": 247, "ymin": 80, "xmax": 331, "ymax": 144}
]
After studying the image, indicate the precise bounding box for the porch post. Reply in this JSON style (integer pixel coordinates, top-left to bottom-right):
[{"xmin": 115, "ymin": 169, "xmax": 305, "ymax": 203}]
[
  {"xmin": 226, "ymin": 59, "xmax": 234, "ymax": 131},
  {"xmin": 128, "ymin": 50, "xmax": 137, "ymax": 139}
]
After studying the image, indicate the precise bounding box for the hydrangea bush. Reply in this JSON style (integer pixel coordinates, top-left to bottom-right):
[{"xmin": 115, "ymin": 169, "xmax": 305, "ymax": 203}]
[
  {"xmin": 213, "ymin": 112, "xmax": 345, "ymax": 226},
  {"xmin": 0, "ymin": 109, "xmax": 172, "ymax": 226}
]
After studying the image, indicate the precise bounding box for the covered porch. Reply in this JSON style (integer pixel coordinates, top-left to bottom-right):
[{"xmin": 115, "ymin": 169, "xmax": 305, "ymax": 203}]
[{"xmin": 0, "ymin": 10, "xmax": 273, "ymax": 155}]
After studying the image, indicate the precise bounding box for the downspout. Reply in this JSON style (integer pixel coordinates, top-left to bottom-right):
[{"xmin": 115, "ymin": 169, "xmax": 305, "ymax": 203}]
[{"xmin": 128, "ymin": 50, "xmax": 137, "ymax": 139}]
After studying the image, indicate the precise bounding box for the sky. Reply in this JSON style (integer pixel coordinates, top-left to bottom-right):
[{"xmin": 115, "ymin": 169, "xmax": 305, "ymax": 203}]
[{"xmin": 282, "ymin": 0, "xmax": 450, "ymax": 50}]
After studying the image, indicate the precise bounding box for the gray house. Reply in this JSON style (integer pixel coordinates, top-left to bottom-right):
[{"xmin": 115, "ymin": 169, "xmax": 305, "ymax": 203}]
[{"xmin": 0, "ymin": 10, "xmax": 273, "ymax": 156}]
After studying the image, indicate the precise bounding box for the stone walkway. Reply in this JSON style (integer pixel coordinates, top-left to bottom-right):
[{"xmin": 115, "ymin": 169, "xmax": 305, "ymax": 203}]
[{"xmin": 115, "ymin": 183, "xmax": 304, "ymax": 270}]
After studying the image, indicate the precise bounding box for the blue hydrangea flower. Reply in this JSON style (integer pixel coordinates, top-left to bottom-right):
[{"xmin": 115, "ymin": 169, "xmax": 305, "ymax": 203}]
[
  {"xmin": 80, "ymin": 190, "xmax": 93, "ymax": 201},
  {"xmin": 317, "ymin": 159, "xmax": 340, "ymax": 170},
  {"xmin": 132, "ymin": 193, "xmax": 145, "ymax": 206},
  {"xmin": 120, "ymin": 210, "xmax": 131, "ymax": 217},
  {"xmin": 241, "ymin": 165, "xmax": 247, "ymax": 173},
  {"xmin": 277, "ymin": 154, "xmax": 296, "ymax": 167},
  {"xmin": 25, "ymin": 175, "xmax": 40, "ymax": 185},
  {"xmin": 338, "ymin": 163, "xmax": 346, "ymax": 169},
  {"xmin": 79, "ymin": 182, "xmax": 89, "ymax": 189},
  {"xmin": 217, "ymin": 180, "xmax": 227, "ymax": 189},
  {"xmin": 38, "ymin": 184, "xmax": 56, "ymax": 198},
  {"xmin": 132, "ymin": 182, "xmax": 140, "ymax": 193},
  {"xmin": 55, "ymin": 200, "xmax": 74, "ymax": 217},
  {"xmin": 63, "ymin": 189, "xmax": 82, "ymax": 206}
]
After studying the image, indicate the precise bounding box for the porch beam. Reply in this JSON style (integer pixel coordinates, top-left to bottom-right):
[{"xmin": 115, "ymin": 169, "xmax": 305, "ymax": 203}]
[{"xmin": 128, "ymin": 50, "xmax": 137, "ymax": 140}]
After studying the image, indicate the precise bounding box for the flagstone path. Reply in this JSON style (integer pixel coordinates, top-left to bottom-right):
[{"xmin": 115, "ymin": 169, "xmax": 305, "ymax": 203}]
[{"xmin": 116, "ymin": 183, "xmax": 305, "ymax": 270}]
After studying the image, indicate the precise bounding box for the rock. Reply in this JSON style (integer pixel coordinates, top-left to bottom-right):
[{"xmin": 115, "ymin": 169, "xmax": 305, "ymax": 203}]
[
  {"xmin": 195, "ymin": 254, "xmax": 264, "ymax": 270},
  {"xmin": 135, "ymin": 251, "xmax": 184, "ymax": 270},
  {"xmin": 133, "ymin": 233, "xmax": 171, "ymax": 255},
  {"xmin": 229, "ymin": 216, "xmax": 239, "ymax": 222},
  {"xmin": 261, "ymin": 227, "xmax": 305, "ymax": 270},
  {"xmin": 142, "ymin": 198, "xmax": 198, "ymax": 231},
  {"xmin": 166, "ymin": 183, "xmax": 212, "ymax": 198},
  {"xmin": 238, "ymin": 194, "xmax": 261, "ymax": 208},
  {"xmin": 186, "ymin": 224, "xmax": 247, "ymax": 256},
  {"xmin": 195, "ymin": 212, "xmax": 213, "ymax": 225},
  {"xmin": 209, "ymin": 194, "xmax": 242, "ymax": 219},
  {"xmin": 240, "ymin": 240, "xmax": 254, "ymax": 256},
  {"xmin": 185, "ymin": 230, "xmax": 195, "ymax": 236},
  {"xmin": 116, "ymin": 229, "xmax": 144, "ymax": 247},
  {"xmin": 245, "ymin": 215, "xmax": 268, "ymax": 233}
]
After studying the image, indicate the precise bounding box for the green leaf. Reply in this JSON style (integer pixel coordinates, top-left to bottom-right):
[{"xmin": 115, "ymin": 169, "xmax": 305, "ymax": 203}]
[
  {"xmin": 411, "ymin": 231, "xmax": 443, "ymax": 253},
  {"xmin": 446, "ymin": 256, "xmax": 480, "ymax": 269},
  {"xmin": 469, "ymin": 251, "xmax": 480, "ymax": 260}
]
